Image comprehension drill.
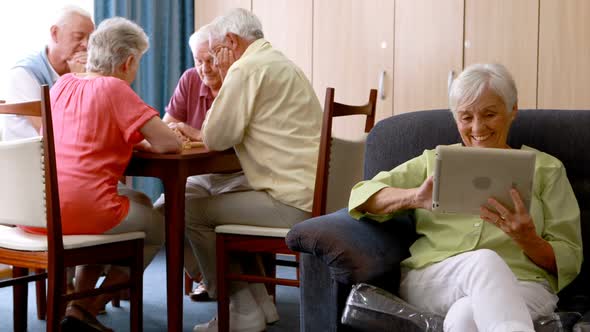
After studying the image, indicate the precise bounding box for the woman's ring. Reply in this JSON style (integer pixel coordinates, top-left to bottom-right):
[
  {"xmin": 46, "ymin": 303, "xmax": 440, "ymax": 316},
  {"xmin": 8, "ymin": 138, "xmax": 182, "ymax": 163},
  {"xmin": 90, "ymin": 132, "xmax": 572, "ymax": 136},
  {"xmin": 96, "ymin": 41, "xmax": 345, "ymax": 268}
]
[{"xmin": 500, "ymin": 215, "xmax": 507, "ymax": 220}]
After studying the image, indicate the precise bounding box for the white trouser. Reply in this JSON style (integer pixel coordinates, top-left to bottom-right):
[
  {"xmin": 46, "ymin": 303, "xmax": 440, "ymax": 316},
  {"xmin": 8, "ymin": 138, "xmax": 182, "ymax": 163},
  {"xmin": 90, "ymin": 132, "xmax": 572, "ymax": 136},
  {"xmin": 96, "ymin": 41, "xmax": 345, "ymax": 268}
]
[
  {"xmin": 154, "ymin": 172, "xmax": 251, "ymax": 278},
  {"xmin": 399, "ymin": 249, "xmax": 558, "ymax": 332}
]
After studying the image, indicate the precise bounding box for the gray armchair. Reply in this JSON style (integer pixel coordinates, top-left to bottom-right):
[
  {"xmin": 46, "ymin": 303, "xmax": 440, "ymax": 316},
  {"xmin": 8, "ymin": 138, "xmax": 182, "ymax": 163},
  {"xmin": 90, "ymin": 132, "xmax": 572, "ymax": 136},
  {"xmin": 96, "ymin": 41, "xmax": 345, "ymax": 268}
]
[{"xmin": 286, "ymin": 109, "xmax": 590, "ymax": 331}]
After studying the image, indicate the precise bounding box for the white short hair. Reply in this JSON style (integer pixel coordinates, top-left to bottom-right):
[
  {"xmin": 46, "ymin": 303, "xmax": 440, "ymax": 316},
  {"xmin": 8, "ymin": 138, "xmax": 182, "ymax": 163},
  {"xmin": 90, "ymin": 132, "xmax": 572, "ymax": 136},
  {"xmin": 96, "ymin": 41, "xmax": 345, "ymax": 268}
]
[
  {"xmin": 449, "ymin": 63, "xmax": 518, "ymax": 116},
  {"xmin": 188, "ymin": 24, "xmax": 211, "ymax": 55},
  {"xmin": 86, "ymin": 17, "xmax": 149, "ymax": 75},
  {"xmin": 209, "ymin": 8, "xmax": 264, "ymax": 42},
  {"xmin": 53, "ymin": 5, "xmax": 93, "ymax": 26}
]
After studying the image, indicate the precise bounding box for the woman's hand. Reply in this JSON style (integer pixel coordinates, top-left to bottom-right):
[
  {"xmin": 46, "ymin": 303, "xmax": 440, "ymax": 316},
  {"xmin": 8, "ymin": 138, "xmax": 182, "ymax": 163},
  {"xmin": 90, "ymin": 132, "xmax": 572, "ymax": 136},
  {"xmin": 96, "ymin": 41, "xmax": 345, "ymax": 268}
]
[
  {"xmin": 413, "ymin": 176, "xmax": 434, "ymax": 210},
  {"xmin": 480, "ymin": 188, "xmax": 537, "ymax": 241},
  {"xmin": 480, "ymin": 188, "xmax": 557, "ymax": 274}
]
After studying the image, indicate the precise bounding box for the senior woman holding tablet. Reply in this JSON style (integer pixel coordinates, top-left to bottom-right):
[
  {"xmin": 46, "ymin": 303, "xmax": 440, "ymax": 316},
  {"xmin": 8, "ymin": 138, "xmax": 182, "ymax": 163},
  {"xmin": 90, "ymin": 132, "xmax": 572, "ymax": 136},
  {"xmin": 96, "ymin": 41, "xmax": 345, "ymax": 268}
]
[{"xmin": 349, "ymin": 63, "xmax": 582, "ymax": 332}]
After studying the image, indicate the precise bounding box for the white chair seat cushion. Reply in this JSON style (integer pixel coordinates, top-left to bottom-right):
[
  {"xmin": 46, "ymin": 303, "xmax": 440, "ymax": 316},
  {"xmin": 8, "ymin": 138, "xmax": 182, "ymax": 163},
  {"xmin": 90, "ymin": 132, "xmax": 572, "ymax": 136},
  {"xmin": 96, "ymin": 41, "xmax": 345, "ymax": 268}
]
[
  {"xmin": 215, "ymin": 224, "xmax": 290, "ymax": 238},
  {"xmin": 0, "ymin": 225, "xmax": 145, "ymax": 251}
]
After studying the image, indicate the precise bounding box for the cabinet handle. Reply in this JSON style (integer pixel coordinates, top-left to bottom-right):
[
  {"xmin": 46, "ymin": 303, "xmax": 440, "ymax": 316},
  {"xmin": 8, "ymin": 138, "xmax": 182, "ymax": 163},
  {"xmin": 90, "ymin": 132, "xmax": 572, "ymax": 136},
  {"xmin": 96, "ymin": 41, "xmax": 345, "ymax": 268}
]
[
  {"xmin": 447, "ymin": 70, "xmax": 455, "ymax": 94},
  {"xmin": 378, "ymin": 70, "xmax": 386, "ymax": 100}
]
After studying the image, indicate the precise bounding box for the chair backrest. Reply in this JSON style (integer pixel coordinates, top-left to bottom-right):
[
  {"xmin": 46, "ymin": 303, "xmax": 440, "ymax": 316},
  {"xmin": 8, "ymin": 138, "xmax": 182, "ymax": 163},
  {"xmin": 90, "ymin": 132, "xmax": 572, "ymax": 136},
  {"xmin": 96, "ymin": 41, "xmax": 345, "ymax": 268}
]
[
  {"xmin": 312, "ymin": 87, "xmax": 377, "ymax": 217},
  {"xmin": 0, "ymin": 85, "xmax": 63, "ymax": 249},
  {"xmin": 0, "ymin": 136, "xmax": 46, "ymax": 226},
  {"xmin": 0, "ymin": 99, "xmax": 5, "ymax": 140}
]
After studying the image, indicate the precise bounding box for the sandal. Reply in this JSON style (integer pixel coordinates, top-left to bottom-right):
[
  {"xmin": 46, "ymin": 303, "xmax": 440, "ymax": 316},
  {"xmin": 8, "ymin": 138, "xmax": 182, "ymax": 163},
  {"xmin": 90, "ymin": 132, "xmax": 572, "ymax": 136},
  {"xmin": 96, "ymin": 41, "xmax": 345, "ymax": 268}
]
[
  {"xmin": 64, "ymin": 303, "xmax": 114, "ymax": 332},
  {"xmin": 189, "ymin": 283, "xmax": 213, "ymax": 302},
  {"xmin": 61, "ymin": 315, "xmax": 105, "ymax": 332}
]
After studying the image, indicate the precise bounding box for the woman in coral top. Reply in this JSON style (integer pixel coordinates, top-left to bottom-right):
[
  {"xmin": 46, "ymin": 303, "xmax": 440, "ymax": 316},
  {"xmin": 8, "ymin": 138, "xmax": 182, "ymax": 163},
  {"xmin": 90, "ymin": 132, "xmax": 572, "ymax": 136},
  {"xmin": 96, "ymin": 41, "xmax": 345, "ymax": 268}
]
[{"xmin": 46, "ymin": 17, "xmax": 182, "ymax": 331}]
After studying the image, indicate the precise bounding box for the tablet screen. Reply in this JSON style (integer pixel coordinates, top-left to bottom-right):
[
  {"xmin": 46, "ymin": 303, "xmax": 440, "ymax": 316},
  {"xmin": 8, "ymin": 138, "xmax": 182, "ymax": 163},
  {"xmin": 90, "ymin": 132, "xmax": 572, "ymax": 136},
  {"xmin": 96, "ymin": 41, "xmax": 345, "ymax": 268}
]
[{"xmin": 432, "ymin": 145, "xmax": 535, "ymax": 215}]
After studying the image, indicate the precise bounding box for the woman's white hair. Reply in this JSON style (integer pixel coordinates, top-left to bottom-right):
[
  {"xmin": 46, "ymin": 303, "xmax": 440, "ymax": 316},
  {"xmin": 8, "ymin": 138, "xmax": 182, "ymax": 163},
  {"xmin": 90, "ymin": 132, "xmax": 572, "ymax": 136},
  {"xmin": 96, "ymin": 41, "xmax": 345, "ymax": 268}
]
[
  {"xmin": 449, "ymin": 63, "xmax": 518, "ymax": 116},
  {"xmin": 86, "ymin": 17, "xmax": 149, "ymax": 75},
  {"xmin": 208, "ymin": 8, "xmax": 264, "ymax": 42},
  {"xmin": 188, "ymin": 24, "xmax": 211, "ymax": 55}
]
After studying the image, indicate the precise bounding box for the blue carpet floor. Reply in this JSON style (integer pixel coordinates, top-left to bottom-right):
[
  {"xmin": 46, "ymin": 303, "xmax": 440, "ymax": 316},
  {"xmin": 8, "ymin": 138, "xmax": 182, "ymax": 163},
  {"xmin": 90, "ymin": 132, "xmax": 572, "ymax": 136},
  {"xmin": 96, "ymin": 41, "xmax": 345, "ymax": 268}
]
[{"xmin": 0, "ymin": 250, "xmax": 300, "ymax": 331}]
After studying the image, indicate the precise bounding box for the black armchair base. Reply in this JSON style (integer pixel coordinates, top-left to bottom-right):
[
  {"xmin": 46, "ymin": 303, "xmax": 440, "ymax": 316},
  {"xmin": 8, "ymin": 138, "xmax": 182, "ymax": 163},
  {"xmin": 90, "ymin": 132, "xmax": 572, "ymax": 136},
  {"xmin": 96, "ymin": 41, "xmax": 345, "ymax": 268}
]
[{"xmin": 341, "ymin": 283, "xmax": 584, "ymax": 332}]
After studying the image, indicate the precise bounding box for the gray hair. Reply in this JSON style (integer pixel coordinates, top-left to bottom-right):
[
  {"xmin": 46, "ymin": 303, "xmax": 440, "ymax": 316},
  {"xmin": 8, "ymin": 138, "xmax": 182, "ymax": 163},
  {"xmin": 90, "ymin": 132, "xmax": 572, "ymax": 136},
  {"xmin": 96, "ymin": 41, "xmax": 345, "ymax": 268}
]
[
  {"xmin": 449, "ymin": 63, "xmax": 518, "ymax": 116},
  {"xmin": 86, "ymin": 17, "xmax": 149, "ymax": 75},
  {"xmin": 188, "ymin": 24, "xmax": 211, "ymax": 55},
  {"xmin": 209, "ymin": 8, "xmax": 264, "ymax": 43},
  {"xmin": 53, "ymin": 5, "xmax": 93, "ymax": 27}
]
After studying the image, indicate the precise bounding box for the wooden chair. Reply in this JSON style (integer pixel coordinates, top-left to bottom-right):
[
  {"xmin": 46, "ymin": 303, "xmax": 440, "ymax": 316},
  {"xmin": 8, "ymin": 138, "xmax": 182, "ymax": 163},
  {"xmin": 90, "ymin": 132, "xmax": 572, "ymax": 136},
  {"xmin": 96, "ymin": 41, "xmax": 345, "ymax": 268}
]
[
  {"xmin": 0, "ymin": 85, "xmax": 144, "ymax": 332},
  {"xmin": 215, "ymin": 87, "xmax": 377, "ymax": 332}
]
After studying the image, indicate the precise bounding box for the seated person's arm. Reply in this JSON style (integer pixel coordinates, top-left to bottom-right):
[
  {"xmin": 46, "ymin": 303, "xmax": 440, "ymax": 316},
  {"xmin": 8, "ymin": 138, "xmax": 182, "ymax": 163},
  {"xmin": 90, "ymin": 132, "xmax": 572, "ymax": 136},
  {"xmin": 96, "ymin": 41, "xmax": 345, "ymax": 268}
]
[
  {"xmin": 67, "ymin": 51, "xmax": 88, "ymax": 74},
  {"xmin": 349, "ymin": 152, "xmax": 429, "ymax": 222},
  {"xmin": 163, "ymin": 113, "xmax": 202, "ymax": 142},
  {"xmin": 26, "ymin": 117, "xmax": 42, "ymax": 133},
  {"xmin": 5, "ymin": 68, "xmax": 43, "ymax": 133},
  {"xmin": 517, "ymin": 228, "xmax": 557, "ymax": 274},
  {"xmin": 481, "ymin": 162, "xmax": 582, "ymax": 283},
  {"xmin": 358, "ymin": 177, "xmax": 433, "ymax": 215},
  {"xmin": 482, "ymin": 189, "xmax": 558, "ymax": 275},
  {"xmin": 201, "ymin": 69, "xmax": 249, "ymax": 151},
  {"xmin": 162, "ymin": 112, "xmax": 181, "ymax": 123},
  {"xmin": 137, "ymin": 117, "xmax": 182, "ymax": 153}
]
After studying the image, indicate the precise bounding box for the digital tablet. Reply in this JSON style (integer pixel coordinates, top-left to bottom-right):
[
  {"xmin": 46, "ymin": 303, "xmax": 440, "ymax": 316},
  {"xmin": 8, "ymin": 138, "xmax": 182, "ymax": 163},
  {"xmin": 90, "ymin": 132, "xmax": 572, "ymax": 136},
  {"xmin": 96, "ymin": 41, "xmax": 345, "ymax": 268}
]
[{"xmin": 432, "ymin": 145, "xmax": 536, "ymax": 215}]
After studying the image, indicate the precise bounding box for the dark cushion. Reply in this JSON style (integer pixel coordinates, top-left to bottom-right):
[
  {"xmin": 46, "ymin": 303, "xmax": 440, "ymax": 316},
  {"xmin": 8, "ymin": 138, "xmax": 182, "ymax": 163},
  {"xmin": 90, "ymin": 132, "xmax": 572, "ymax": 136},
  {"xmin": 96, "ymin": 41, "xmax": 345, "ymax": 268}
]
[
  {"xmin": 364, "ymin": 110, "xmax": 460, "ymax": 180},
  {"xmin": 286, "ymin": 208, "xmax": 416, "ymax": 292}
]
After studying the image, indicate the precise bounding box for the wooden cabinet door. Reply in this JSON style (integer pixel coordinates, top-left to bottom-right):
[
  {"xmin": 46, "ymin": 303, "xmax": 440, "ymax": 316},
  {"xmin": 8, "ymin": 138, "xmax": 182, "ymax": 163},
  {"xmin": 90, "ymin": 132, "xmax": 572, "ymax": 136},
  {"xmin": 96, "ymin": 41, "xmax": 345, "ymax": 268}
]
[
  {"xmin": 313, "ymin": 0, "xmax": 394, "ymax": 138},
  {"xmin": 393, "ymin": 0, "xmax": 463, "ymax": 114},
  {"xmin": 464, "ymin": 0, "xmax": 539, "ymax": 109},
  {"xmin": 194, "ymin": 0, "xmax": 251, "ymax": 30},
  {"xmin": 252, "ymin": 0, "xmax": 313, "ymax": 80},
  {"xmin": 538, "ymin": 0, "xmax": 590, "ymax": 109}
]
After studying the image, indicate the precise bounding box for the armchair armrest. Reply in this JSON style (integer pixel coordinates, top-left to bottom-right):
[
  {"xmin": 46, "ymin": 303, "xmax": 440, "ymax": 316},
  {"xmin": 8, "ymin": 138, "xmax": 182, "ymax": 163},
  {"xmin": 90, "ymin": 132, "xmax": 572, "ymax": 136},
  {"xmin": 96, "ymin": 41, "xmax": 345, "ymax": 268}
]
[
  {"xmin": 286, "ymin": 208, "xmax": 416, "ymax": 289},
  {"xmin": 573, "ymin": 310, "xmax": 590, "ymax": 332}
]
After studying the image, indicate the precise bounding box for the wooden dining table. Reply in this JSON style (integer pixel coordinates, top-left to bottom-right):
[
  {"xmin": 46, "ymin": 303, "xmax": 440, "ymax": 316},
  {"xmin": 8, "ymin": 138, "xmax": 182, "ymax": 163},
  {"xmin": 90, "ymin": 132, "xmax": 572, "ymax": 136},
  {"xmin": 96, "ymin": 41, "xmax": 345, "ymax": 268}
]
[{"xmin": 125, "ymin": 147, "xmax": 241, "ymax": 332}]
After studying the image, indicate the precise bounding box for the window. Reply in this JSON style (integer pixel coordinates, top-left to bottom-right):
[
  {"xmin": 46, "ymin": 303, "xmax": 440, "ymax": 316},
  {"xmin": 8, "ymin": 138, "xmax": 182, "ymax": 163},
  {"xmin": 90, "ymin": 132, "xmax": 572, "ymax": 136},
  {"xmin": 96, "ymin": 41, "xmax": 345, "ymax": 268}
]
[{"xmin": 0, "ymin": 1, "xmax": 94, "ymax": 94}]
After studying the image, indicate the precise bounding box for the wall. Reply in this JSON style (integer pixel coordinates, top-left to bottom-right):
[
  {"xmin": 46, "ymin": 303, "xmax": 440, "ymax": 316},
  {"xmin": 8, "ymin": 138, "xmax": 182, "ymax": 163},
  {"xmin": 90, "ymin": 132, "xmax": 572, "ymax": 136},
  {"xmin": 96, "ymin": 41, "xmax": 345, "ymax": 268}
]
[{"xmin": 195, "ymin": 0, "xmax": 590, "ymax": 137}]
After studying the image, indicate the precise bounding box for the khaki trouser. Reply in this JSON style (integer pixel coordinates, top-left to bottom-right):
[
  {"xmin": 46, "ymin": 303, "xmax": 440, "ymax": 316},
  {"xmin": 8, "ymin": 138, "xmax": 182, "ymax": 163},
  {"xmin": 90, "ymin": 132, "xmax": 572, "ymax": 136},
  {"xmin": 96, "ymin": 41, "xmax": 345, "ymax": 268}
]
[
  {"xmin": 184, "ymin": 189, "xmax": 310, "ymax": 298},
  {"xmin": 154, "ymin": 172, "xmax": 251, "ymax": 279},
  {"xmin": 104, "ymin": 185, "xmax": 165, "ymax": 269}
]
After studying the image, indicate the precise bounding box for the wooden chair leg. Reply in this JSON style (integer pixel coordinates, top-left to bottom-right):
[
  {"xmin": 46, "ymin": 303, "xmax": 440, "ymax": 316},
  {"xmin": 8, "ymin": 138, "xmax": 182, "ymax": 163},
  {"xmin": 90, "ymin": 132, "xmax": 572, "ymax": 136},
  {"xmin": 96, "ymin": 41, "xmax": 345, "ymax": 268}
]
[
  {"xmin": 130, "ymin": 241, "xmax": 143, "ymax": 332},
  {"xmin": 35, "ymin": 268, "xmax": 47, "ymax": 320},
  {"xmin": 217, "ymin": 235, "xmax": 230, "ymax": 332},
  {"xmin": 260, "ymin": 253, "xmax": 276, "ymax": 300},
  {"xmin": 295, "ymin": 253, "xmax": 300, "ymax": 282},
  {"xmin": 47, "ymin": 265, "xmax": 66, "ymax": 332},
  {"xmin": 111, "ymin": 292, "xmax": 121, "ymax": 307},
  {"xmin": 185, "ymin": 271, "xmax": 193, "ymax": 295},
  {"xmin": 12, "ymin": 267, "xmax": 28, "ymax": 332}
]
